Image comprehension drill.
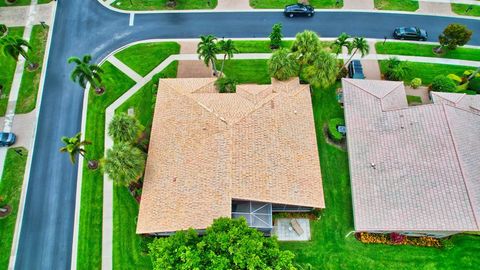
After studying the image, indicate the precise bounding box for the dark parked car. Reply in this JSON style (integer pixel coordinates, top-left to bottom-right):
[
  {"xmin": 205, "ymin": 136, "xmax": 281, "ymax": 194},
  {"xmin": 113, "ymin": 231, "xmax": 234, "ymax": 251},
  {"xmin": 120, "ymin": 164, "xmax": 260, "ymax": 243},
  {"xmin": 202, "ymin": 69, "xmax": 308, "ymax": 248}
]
[
  {"xmin": 0, "ymin": 132, "xmax": 16, "ymax": 147},
  {"xmin": 393, "ymin": 27, "xmax": 428, "ymax": 41},
  {"xmin": 348, "ymin": 60, "xmax": 365, "ymax": 79},
  {"xmin": 284, "ymin": 4, "xmax": 314, "ymax": 18}
]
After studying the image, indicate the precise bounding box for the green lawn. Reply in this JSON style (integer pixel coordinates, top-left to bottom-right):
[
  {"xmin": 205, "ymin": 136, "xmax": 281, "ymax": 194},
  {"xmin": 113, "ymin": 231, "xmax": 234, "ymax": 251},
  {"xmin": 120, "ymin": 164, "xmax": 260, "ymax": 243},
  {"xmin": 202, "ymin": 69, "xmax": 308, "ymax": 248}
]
[
  {"xmin": 0, "ymin": 147, "xmax": 28, "ymax": 270},
  {"xmin": 0, "ymin": 27, "xmax": 24, "ymax": 117},
  {"xmin": 113, "ymin": 61, "xmax": 178, "ymax": 270},
  {"xmin": 218, "ymin": 59, "xmax": 271, "ymax": 84},
  {"xmin": 114, "ymin": 42, "xmax": 180, "ymax": 77},
  {"xmin": 77, "ymin": 62, "xmax": 137, "ymax": 270},
  {"xmin": 407, "ymin": 95, "xmax": 422, "ymax": 105},
  {"xmin": 375, "ymin": 42, "xmax": 480, "ymax": 62},
  {"xmin": 16, "ymin": 25, "xmax": 49, "ymax": 114},
  {"xmin": 281, "ymin": 83, "xmax": 480, "ymax": 269},
  {"xmin": 234, "ymin": 40, "xmax": 332, "ymax": 53},
  {"xmin": 451, "ymin": 4, "xmax": 480, "ymax": 17},
  {"xmin": 379, "ymin": 61, "xmax": 474, "ymax": 85},
  {"xmin": 250, "ymin": 0, "xmax": 342, "ymax": 9},
  {"xmin": 374, "ymin": 0, "xmax": 418, "ymax": 11},
  {"xmin": 0, "ymin": 0, "xmax": 51, "ymax": 7},
  {"xmin": 111, "ymin": 0, "xmax": 217, "ymax": 10}
]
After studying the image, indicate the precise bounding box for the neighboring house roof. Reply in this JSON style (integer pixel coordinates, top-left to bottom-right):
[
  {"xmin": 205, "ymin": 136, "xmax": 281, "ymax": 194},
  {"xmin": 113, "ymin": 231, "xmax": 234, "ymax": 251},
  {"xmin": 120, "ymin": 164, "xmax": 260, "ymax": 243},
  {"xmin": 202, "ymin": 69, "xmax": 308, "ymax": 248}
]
[
  {"xmin": 343, "ymin": 78, "xmax": 480, "ymax": 232},
  {"xmin": 137, "ymin": 78, "xmax": 324, "ymax": 234}
]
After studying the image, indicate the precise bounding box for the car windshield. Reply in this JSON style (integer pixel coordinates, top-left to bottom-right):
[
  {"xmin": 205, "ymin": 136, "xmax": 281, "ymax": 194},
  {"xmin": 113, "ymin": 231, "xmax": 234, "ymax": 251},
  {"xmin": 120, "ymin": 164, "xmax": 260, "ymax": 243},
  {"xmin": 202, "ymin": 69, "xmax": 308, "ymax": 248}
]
[
  {"xmin": 0, "ymin": 133, "xmax": 8, "ymax": 141},
  {"xmin": 406, "ymin": 27, "xmax": 418, "ymax": 34}
]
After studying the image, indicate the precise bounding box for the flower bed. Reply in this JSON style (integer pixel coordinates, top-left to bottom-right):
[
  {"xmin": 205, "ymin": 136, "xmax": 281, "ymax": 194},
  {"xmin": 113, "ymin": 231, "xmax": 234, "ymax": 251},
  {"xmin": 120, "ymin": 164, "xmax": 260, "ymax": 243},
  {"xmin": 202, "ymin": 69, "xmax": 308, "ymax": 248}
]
[{"xmin": 355, "ymin": 232, "xmax": 442, "ymax": 248}]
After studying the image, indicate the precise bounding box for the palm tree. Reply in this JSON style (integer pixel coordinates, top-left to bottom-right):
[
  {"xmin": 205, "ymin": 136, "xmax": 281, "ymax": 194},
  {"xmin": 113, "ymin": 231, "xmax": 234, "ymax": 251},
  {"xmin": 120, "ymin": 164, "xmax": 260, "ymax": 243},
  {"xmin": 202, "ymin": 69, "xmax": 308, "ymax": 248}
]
[
  {"xmin": 68, "ymin": 55, "xmax": 104, "ymax": 94},
  {"xmin": 217, "ymin": 39, "xmax": 238, "ymax": 77},
  {"xmin": 197, "ymin": 35, "xmax": 219, "ymax": 76},
  {"xmin": 104, "ymin": 142, "xmax": 146, "ymax": 186},
  {"xmin": 291, "ymin": 30, "xmax": 322, "ymax": 75},
  {"xmin": 331, "ymin": 32, "xmax": 351, "ymax": 56},
  {"xmin": 268, "ymin": 48, "xmax": 299, "ymax": 81},
  {"xmin": 108, "ymin": 113, "xmax": 143, "ymax": 144},
  {"xmin": 342, "ymin": 37, "xmax": 369, "ymax": 69},
  {"xmin": 383, "ymin": 57, "xmax": 410, "ymax": 81},
  {"xmin": 304, "ymin": 51, "xmax": 338, "ymax": 89},
  {"xmin": 59, "ymin": 132, "xmax": 98, "ymax": 169},
  {"xmin": 0, "ymin": 36, "xmax": 37, "ymax": 70}
]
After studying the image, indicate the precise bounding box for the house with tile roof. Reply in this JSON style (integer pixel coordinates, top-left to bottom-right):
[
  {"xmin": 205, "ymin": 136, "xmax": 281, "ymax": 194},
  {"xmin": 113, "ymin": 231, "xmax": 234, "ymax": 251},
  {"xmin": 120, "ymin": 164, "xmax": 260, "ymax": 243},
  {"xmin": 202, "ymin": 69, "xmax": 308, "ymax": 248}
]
[
  {"xmin": 136, "ymin": 77, "xmax": 325, "ymax": 235},
  {"xmin": 343, "ymin": 78, "xmax": 480, "ymax": 238}
]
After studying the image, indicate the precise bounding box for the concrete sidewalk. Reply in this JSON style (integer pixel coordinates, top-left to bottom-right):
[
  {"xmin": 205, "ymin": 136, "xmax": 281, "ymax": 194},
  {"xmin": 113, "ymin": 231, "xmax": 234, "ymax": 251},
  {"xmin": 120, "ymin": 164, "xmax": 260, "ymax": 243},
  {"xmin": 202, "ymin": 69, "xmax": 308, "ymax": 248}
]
[
  {"xmin": 216, "ymin": 0, "xmax": 252, "ymax": 10},
  {"xmin": 343, "ymin": 0, "xmax": 374, "ymax": 10},
  {"xmin": 418, "ymin": 1, "xmax": 454, "ymax": 15},
  {"xmin": 0, "ymin": 2, "xmax": 53, "ymax": 27}
]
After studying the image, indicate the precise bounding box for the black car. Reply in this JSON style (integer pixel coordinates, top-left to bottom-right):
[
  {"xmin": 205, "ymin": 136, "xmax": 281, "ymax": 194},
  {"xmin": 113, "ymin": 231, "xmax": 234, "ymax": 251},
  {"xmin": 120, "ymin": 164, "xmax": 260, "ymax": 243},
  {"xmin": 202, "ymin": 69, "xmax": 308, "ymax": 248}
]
[
  {"xmin": 284, "ymin": 4, "xmax": 314, "ymax": 18},
  {"xmin": 348, "ymin": 60, "xmax": 365, "ymax": 79},
  {"xmin": 0, "ymin": 132, "xmax": 16, "ymax": 147},
  {"xmin": 393, "ymin": 27, "xmax": 428, "ymax": 41}
]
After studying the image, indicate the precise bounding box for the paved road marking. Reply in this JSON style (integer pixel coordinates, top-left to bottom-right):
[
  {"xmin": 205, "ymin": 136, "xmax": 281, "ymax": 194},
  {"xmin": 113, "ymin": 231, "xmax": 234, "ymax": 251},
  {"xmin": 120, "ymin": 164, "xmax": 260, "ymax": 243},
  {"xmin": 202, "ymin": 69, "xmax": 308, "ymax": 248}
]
[{"xmin": 129, "ymin": 13, "xmax": 134, "ymax": 26}]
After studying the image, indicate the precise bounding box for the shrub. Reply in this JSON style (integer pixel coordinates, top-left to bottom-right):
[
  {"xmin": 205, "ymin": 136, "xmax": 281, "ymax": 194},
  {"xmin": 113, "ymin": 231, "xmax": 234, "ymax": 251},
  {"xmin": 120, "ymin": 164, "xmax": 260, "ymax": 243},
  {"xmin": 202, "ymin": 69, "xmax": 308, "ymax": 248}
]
[
  {"xmin": 268, "ymin": 48, "xmax": 299, "ymax": 81},
  {"xmin": 463, "ymin": 70, "xmax": 480, "ymax": 79},
  {"xmin": 383, "ymin": 57, "xmax": 410, "ymax": 81},
  {"xmin": 410, "ymin": 78, "xmax": 422, "ymax": 89},
  {"xmin": 269, "ymin": 23, "xmax": 283, "ymax": 49},
  {"xmin": 467, "ymin": 77, "xmax": 480, "ymax": 93},
  {"xmin": 337, "ymin": 65, "xmax": 348, "ymax": 80},
  {"xmin": 328, "ymin": 118, "xmax": 345, "ymax": 142},
  {"xmin": 447, "ymin": 74, "xmax": 462, "ymax": 84},
  {"xmin": 430, "ymin": 75, "xmax": 457, "ymax": 92},
  {"xmin": 439, "ymin": 24, "xmax": 472, "ymax": 51},
  {"xmin": 215, "ymin": 77, "xmax": 237, "ymax": 93},
  {"xmin": 108, "ymin": 113, "xmax": 143, "ymax": 144},
  {"xmin": 0, "ymin": 24, "xmax": 7, "ymax": 37}
]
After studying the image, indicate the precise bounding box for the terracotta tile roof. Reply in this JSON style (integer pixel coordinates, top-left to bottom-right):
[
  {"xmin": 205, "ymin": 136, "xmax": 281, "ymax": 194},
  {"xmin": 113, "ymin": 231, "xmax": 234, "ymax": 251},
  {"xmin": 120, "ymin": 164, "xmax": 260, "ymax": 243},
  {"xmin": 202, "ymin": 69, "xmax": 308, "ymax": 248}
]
[
  {"xmin": 343, "ymin": 79, "xmax": 480, "ymax": 232},
  {"xmin": 137, "ymin": 78, "xmax": 324, "ymax": 234}
]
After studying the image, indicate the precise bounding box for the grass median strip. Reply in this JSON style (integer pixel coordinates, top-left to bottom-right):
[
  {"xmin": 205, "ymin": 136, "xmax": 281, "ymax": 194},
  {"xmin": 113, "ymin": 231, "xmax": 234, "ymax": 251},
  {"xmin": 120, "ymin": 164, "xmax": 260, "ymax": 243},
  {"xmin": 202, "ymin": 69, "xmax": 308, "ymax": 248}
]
[
  {"xmin": 77, "ymin": 62, "xmax": 137, "ymax": 270},
  {"xmin": 451, "ymin": 4, "xmax": 480, "ymax": 17},
  {"xmin": 0, "ymin": 147, "xmax": 28, "ymax": 270},
  {"xmin": 0, "ymin": 27, "xmax": 24, "ymax": 117},
  {"xmin": 111, "ymin": 0, "xmax": 217, "ymax": 10},
  {"xmin": 374, "ymin": 0, "xmax": 418, "ymax": 11},
  {"xmin": 218, "ymin": 59, "xmax": 271, "ymax": 84},
  {"xmin": 250, "ymin": 0, "xmax": 342, "ymax": 9},
  {"xmin": 376, "ymin": 42, "xmax": 480, "ymax": 62},
  {"xmin": 16, "ymin": 25, "xmax": 49, "ymax": 114}
]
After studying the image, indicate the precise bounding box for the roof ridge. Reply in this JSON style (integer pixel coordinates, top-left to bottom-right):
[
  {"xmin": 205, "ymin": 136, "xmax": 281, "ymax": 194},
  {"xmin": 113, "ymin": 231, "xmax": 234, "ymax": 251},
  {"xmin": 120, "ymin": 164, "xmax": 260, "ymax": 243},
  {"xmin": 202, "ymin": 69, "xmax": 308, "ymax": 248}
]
[
  {"xmin": 442, "ymin": 104, "xmax": 480, "ymax": 230},
  {"xmin": 431, "ymin": 91, "xmax": 466, "ymax": 104},
  {"xmin": 344, "ymin": 79, "xmax": 401, "ymax": 99}
]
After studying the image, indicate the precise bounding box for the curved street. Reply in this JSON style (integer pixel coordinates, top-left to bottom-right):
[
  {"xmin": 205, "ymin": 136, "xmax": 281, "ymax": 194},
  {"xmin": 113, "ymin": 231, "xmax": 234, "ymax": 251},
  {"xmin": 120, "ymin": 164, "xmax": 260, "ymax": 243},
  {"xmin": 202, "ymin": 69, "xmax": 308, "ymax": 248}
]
[{"xmin": 13, "ymin": 0, "xmax": 480, "ymax": 269}]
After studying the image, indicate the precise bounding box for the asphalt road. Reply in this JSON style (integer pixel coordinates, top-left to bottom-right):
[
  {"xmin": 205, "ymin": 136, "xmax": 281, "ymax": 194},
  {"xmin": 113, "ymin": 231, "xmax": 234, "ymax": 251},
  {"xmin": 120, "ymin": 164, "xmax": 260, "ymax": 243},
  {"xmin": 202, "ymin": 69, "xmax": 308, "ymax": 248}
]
[{"xmin": 13, "ymin": 0, "xmax": 480, "ymax": 269}]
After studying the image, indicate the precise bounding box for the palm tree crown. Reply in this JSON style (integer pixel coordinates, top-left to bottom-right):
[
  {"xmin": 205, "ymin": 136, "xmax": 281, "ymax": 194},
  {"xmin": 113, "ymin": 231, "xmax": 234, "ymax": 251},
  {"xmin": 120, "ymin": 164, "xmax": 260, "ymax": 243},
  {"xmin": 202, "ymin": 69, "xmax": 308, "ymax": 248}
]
[
  {"xmin": 68, "ymin": 55, "xmax": 103, "ymax": 90},
  {"xmin": 197, "ymin": 35, "xmax": 220, "ymax": 76},
  {"xmin": 343, "ymin": 37, "xmax": 370, "ymax": 69},
  {"xmin": 291, "ymin": 30, "xmax": 322, "ymax": 73},
  {"xmin": 104, "ymin": 142, "xmax": 146, "ymax": 186},
  {"xmin": 59, "ymin": 132, "xmax": 91, "ymax": 164},
  {"xmin": 268, "ymin": 48, "xmax": 299, "ymax": 81},
  {"xmin": 332, "ymin": 32, "xmax": 351, "ymax": 56},
  {"xmin": 0, "ymin": 36, "xmax": 32, "ymax": 65},
  {"xmin": 217, "ymin": 39, "xmax": 238, "ymax": 77}
]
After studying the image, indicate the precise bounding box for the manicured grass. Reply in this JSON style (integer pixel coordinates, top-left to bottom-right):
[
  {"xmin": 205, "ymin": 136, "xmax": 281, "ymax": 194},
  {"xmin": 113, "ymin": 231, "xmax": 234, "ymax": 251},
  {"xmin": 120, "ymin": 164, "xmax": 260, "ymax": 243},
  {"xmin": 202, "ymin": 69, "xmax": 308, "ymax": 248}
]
[
  {"xmin": 77, "ymin": 62, "xmax": 136, "ymax": 270},
  {"xmin": 234, "ymin": 40, "xmax": 333, "ymax": 53},
  {"xmin": 16, "ymin": 25, "xmax": 49, "ymax": 114},
  {"xmin": 452, "ymin": 4, "xmax": 480, "ymax": 17},
  {"xmin": 407, "ymin": 95, "xmax": 422, "ymax": 105},
  {"xmin": 375, "ymin": 42, "xmax": 480, "ymax": 62},
  {"xmin": 0, "ymin": 27, "xmax": 24, "ymax": 117},
  {"xmin": 250, "ymin": 0, "xmax": 342, "ymax": 9},
  {"xmin": 374, "ymin": 0, "xmax": 418, "ymax": 11},
  {"xmin": 0, "ymin": 147, "xmax": 28, "ymax": 270},
  {"xmin": 218, "ymin": 59, "xmax": 271, "ymax": 84},
  {"xmin": 115, "ymin": 42, "xmax": 180, "ymax": 77},
  {"xmin": 281, "ymin": 83, "xmax": 480, "ymax": 269},
  {"xmin": 111, "ymin": 0, "xmax": 217, "ymax": 10},
  {"xmin": 113, "ymin": 62, "xmax": 177, "ymax": 270},
  {"xmin": 379, "ymin": 61, "xmax": 474, "ymax": 85}
]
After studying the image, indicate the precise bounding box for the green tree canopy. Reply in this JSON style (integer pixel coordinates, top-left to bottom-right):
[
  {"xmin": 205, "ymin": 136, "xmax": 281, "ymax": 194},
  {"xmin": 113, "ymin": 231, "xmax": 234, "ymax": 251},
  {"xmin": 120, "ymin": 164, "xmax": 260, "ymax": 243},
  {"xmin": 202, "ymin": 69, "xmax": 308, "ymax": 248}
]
[
  {"xmin": 439, "ymin": 24, "xmax": 472, "ymax": 51},
  {"xmin": 197, "ymin": 35, "xmax": 220, "ymax": 76},
  {"xmin": 269, "ymin": 23, "xmax": 283, "ymax": 49},
  {"xmin": 291, "ymin": 30, "xmax": 322, "ymax": 73},
  {"xmin": 104, "ymin": 142, "xmax": 145, "ymax": 186},
  {"xmin": 268, "ymin": 48, "xmax": 299, "ymax": 81},
  {"xmin": 59, "ymin": 132, "xmax": 91, "ymax": 164},
  {"xmin": 304, "ymin": 50, "xmax": 338, "ymax": 89},
  {"xmin": 149, "ymin": 217, "xmax": 296, "ymax": 270},
  {"xmin": 108, "ymin": 113, "xmax": 143, "ymax": 144}
]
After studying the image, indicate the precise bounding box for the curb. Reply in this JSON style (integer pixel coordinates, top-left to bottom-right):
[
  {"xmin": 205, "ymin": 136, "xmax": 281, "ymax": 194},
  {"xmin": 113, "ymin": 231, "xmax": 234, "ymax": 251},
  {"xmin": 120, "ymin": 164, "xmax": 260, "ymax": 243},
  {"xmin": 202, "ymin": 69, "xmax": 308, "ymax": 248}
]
[
  {"xmin": 8, "ymin": 1, "xmax": 58, "ymax": 270},
  {"xmin": 97, "ymin": 0, "xmax": 480, "ymax": 20}
]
